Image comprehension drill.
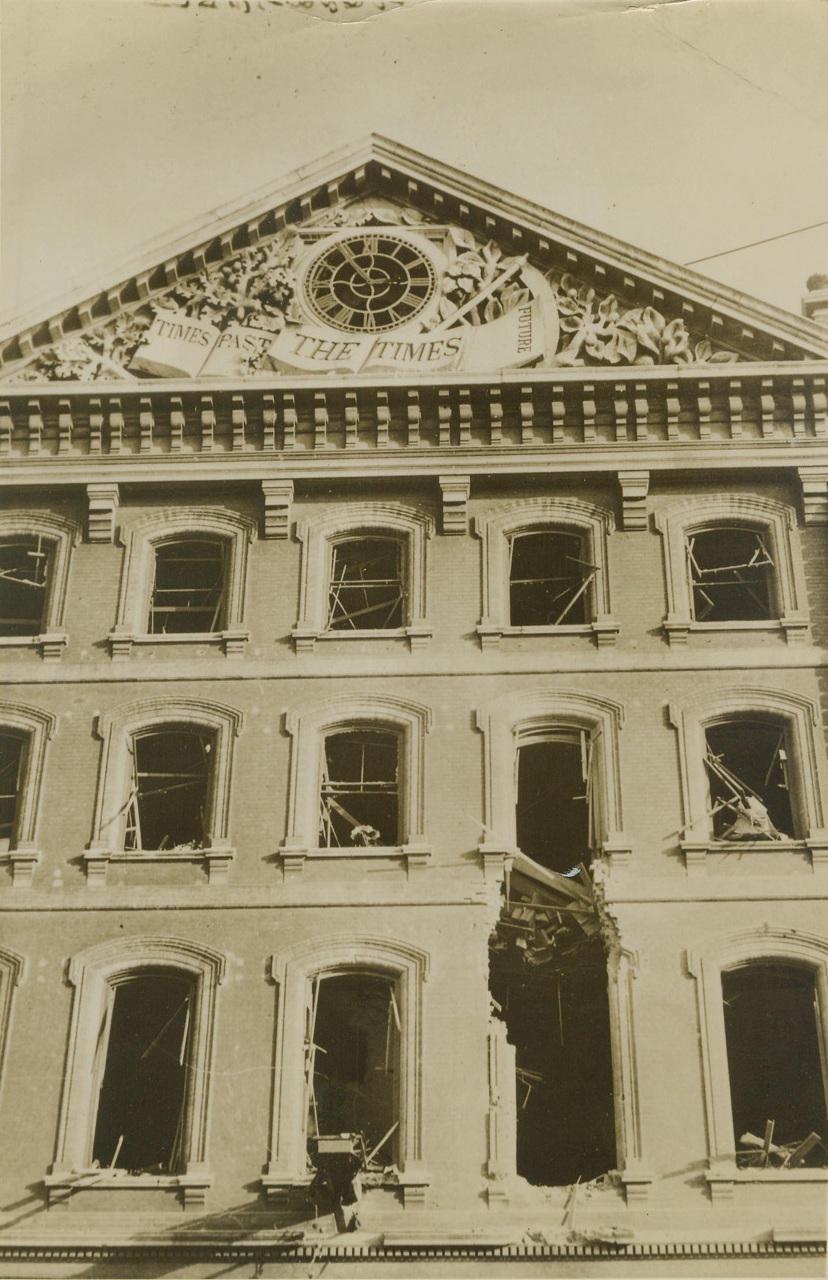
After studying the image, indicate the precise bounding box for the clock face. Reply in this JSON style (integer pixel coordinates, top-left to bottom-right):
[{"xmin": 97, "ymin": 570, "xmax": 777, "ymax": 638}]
[{"xmin": 303, "ymin": 234, "xmax": 437, "ymax": 333}]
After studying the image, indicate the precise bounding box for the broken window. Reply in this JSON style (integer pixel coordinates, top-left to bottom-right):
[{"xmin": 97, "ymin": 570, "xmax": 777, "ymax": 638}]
[
  {"xmin": 508, "ymin": 529, "xmax": 596, "ymax": 627},
  {"xmin": 688, "ymin": 527, "xmax": 774, "ymax": 623},
  {"xmin": 91, "ymin": 972, "xmax": 193, "ymax": 1173},
  {"xmin": 327, "ymin": 537, "xmax": 405, "ymax": 631},
  {"xmin": 516, "ymin": 732, "xmax": 594, "ymax": 875},
  {"xmin": 705, "ymin": 718, "xmax": 794, "ymax": 840},
  {"xmin": 148, "ymin": 538, "xmax": 226, "ymax": 634},
  {"xmin": 0, "ymin": 537, "xmax": 52, "ymax": 637},
  {"xmin": 319, "ymin": 729, "xmax": 399, "ymax": 848},
  {"xmin": 0, "ymin": 733, "xmax": 26, "ymax": 852},
  {"xmin": 724, "ymin": 963, "xmax": 828, "ymax": 1169},
  {"xmin": 490, "ymin": 857, "xmax": 616, "ymax": 1186},
  {"xmin": 124, "ymin": 727, "xmax": 213, "ymax": 851}
]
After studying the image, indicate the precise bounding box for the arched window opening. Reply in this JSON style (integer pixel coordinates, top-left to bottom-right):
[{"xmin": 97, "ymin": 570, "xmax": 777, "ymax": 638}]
[
  {"xmin": 327, "ymin": 537, "xmax": 405, "ymax": 631},
  {"xmin": 516, "ymin": 732, "xmax": 593, "ymax": 874},
  {"xmin": 0, "ymin": 733, "xmax": 26, "ymax": 851},
  {"xmin": 705, "ymin": 718, "xmax": 794, "ymax": 840},
  {"xmin": 509, "ymin": 528, "xmax": 595, "ymax": 627},
  {"xmin": 125, "ymin": 727, "xmax": 214, "ymax": 851},
  {"xmin": 319, "ymin": 729, "xmax": 400, "ymax": 848},
  {"xmin": 0, "ymin": 537, "xmax": 53, "ymax": 636},
  {"xmin": 688, "ymin": 527, "xmax": 774, "ymax": 623},
  {"xmin": 91, "ymin": 972, "xmax": 193, "ymax": 1174},
  {"xmin": 149, "ymin": 538, "xmax": 227, "ymax": 634},
  {"xmin": 723, "ymin": 963, "xmax": 828, "ymax": 1169}
]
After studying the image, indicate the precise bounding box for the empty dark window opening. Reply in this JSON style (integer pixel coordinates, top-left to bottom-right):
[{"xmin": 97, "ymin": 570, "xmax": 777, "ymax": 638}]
[
  {"xmin": 319, "ymin": 729, "xmax": 399, "ymax": 848},
  {"xmin": 91, "ymin": 972, "xmax": 192, "ymax": 1174},
  {"xmin": 688, "ymin": 527, "xmax": 774, "ymax": 623},
  {"xmin": 328, "ymin": 538, "xmax": 405, "ymax": 631},
  {"xmin": 125, "ymin": 727, "xmax": 213, "ymax": 851},
  {"xmin": 516, "ymin": 733, "xmax": 593, "ymax": 875},
  {"xmin": 0, "ymin": 733, "xmax": 25, "ymax": 851},
  {"xmin": 705, "ymin": 719, "xmax": 794, "ymax": 840},
  {"xmin": 148, "ymin": 538, "xmax": 226, "ymax": 634},
  {"xmin": 509, "ymin": 529, "xmax": 596, "ymax": 627},
  {"xmin": 724, "ymin": 963, "xmax": 828, "ymax": 1168},
  {"xmin": 0, "ymin": 537, "xmax": 52, "ymax": 637},
  {"xmin": 490, "ymin": 861, "xmax": 616, "ymax": 1186}
]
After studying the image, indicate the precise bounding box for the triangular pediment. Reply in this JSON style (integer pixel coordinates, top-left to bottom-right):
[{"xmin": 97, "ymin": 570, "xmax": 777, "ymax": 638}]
[{"xmin": 3, "ymin": 135, "xmax": 827, "ymax": 384}]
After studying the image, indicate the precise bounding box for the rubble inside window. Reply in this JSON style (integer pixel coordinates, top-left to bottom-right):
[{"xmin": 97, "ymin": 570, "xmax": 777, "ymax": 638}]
[
  {"xmin": 508, "ymin": 529, "xmax": 596, "ymax": 627},
  {"xmin": 0, "ymin": 537, "xmax": 52, "ymax": 636},
  {"xmin": 0, "ymin": 732, "xmax": 25, "ymax": 852},
  {"xmin": 516, "ymin": 732, "xmax": 594, "ymax": 875},
  {"xmin": 319, "ymin": 729, "xmax": 399, "ymax": 848},
  {"xmin": 704, "ymin": 719, "xmax": 793, "ymax": 840},
  {"xmin": 327, "ymin": 537, "xmax": 405, "ymax": 631},
  {"xmin": 124, "ymin": 727, "xmax": 213, "ymax": 851},
  {"xmin": 724, "ymin": 963, "xmax": 828, "ymax": 1170},
  {"xmin": 148, "ymin": 538, "xmax": 226, "ymax": 634},
  {"xmin": 305, "ymin": 972, "xmax": 400, "ymax": 1230},
  {"xmin": 91, "ymin": 972, "xmax": 193, "ymax": 1174},
  {"xmin": 688, "ymin": 527, "xmax": 773, "ymax": 623},
  {"xmin": 489, "ymin": 853, "xmax": 616, "ymax": 1187}
]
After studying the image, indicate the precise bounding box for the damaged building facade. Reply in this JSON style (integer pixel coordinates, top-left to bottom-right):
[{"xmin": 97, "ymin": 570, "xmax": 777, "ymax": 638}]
[{"xmin": 1, "ymin": 138, "xmax": 828, "ymax": 1274}]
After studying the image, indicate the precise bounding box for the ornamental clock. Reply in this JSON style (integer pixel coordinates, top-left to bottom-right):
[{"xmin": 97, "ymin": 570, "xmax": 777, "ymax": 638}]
[{"xmin": 302, "ymin": 232, "xmax": 439, "ymax": 333}]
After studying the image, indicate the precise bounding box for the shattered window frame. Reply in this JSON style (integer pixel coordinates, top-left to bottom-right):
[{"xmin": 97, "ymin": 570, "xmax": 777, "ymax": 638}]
[
  {"xmin": 0, "ymin": 732, "xmax": 27, "ymax": 852},
  {"xmin": 0, "ymin": 536, "xmax": 55, "ymax": 638},
  {"xmin": 687, "ymin": 525, "xmax": 776, "ymax": 624},
  {"xmin": 514, "ymin": 728, "xmax": 598, "ymax": 874},
  {"xmin": 123, "ymin": 725, "xmax": 216, "ymax": 853},
  {"xmin": 318, "ymin": 726, "xmax": 401, "ymax": 849},
  {"xmin": 507, "ymin": 527, "xmax": 598, "ymax": 628},
  {"xmin": 703, "ymin": 715, "xmax": 798, "ymax": 841},
  {"xmin": 326, "ymin": 535, "xmax": 407, "ymax": 632},
  {"xmin": 148, "ymin": 536, "xmax": 228, "ymax": 636}
]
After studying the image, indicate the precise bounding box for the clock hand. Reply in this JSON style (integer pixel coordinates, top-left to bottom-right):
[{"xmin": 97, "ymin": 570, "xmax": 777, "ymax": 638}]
[{"xmin": 337, "ymin": 241, "xmax": 376, "ymax": 288}]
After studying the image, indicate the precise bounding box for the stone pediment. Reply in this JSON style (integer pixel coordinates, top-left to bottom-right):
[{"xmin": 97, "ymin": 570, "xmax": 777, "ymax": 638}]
[{"xmin": 2, "ymin": 136, "xmax": 827, "ymax": 384}]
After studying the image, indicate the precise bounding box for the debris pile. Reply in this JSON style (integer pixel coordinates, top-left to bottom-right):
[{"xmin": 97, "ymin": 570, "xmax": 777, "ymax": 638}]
[{"xmin": 738, "ymin": 1122, "xmax": 828, "ymax": 1169}]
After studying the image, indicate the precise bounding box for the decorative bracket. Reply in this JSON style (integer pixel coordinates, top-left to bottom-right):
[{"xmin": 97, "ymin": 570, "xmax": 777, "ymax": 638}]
[
  {"xmin": 798, "ymin": 466, "xmax": 828, "ymax": 525},
  {"xmin": 86, "ymin": 483, "xmax": 120, "ymax": 543},
  {"xmin": 262, "ymin": 479, "xmax": 293, "ymax": 539},
  {"xmin": 617, "ymin": 471, "xmax": 650, "ymax": 531},
  {"xmin": 439, "ymin": 475, "xmax": 470, "ymax": 536}
]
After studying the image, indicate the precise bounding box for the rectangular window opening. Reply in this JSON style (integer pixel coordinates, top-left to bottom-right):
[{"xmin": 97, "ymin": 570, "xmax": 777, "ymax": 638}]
[
  {"xmin": 489, "ymin": 864, "xmax": 616, "ymax": 1186},
  {"xmin": 148, "ymin": 539, "xmax": 226, "ymax": 635},
  {"xmin": 705, "ymin": 720, "xmax": 794, "ymax": 840},
  {"xmin": 509, "ymin": 529, "xmax": 595, "ymax": 627},
  {"xmin": 125, "ymin": 727, "xmax": 213, "ymax": 851},
  {"xmin": 91, "ymin": 972, "xmax": 193, "ymax": 1174},
  {"xmin": 0, "ymin": 732, "xmax": 26, "ymax": 852},
  {"xmin": 516, "ymin": 732, "xmax": 593, "ymax": 875},
  {"xmin": 0, "ymin": 537, "xmax": 52, "ymax": 637},
  {"xmin": 327, "ymin": 538, "xmax": 405, "ymax": 631},
  {"xmin": 319, "ymin": 729, "xmax": 399, "ymax": 848},
  {"xmin": 688, "ymin": 527, "xmax": 774, "ymax": 623},
  {"xmin": 724, "ymin": 963, "xmax": 828, "ymax": 1168}
]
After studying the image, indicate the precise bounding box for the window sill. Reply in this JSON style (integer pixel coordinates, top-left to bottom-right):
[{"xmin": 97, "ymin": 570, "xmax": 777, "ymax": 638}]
[
  {"xmin": 705, "ymin": 1167, "xmax": 828, "ymax": 1201},
  {"xmin": 292, "ymin": 626, "xmax": 432, "ymax": 654},
  {"xmin": 262, "ymin": 1168, "xmax": 431, "ymax": 1209},
  {"xmin": 0, "ymin": 846, "xmax": 41, "ymax": 888},
  {"xmin": 681, "ymin": 838, "xmax": 828, "ymax": 875},
  {"xmin": 663, "ymin": 616, "xmax": 809, "ymax": 647},
  {"xmin": 44, "ymin": 1168, "xmax": 213, "ymax": 1210},
  {"xmin": 279, "ymin": 843, "xmax": 430, "ymax": 877},
  {"xmin": 0, "ymin": 632, "xmax": 67, "ymax": 661},
  {"xmin": 108, "ymin": 629, "xmax": 248, "ymax": 659},
  {"xmin": 83, "ymin": 845, "xmax": 234, "ymax": 886},
  {"xmin": 476, "ymin": 618, "xmax": 619, "ymax": 650}
]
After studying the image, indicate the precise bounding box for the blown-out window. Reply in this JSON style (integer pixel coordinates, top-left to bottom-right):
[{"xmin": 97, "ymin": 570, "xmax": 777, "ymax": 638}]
[
  {"xmin": 91, "ymin": 972, "xmax": 194, "ymax": 1174},
  {"xmin": 0, "ymin": 733, "xmax": 25, "ymax": 852},
  {"xmin": 149, "ymin": 539, "xmax": 227, "ymax": 635},
  {"xmin": 319, "ymin": 729, "xmax": 399, "ymax": 848},
  {"xmin": 705, "ymin": 719, "xmax": 795, "ymax": 840},
  {"xmin": 689, "ymin": 527, "xmax": 774, "ymax": 623},
  {"xmin": 328, "ymin": 538, "xmax": 405, "ymax": 631},
  {"xmin": 723, "ymin": 963, "xmax": 828, "ymax": 1169},
  {"xmin": 516, "ymin": 731, "xmax": 593, "ymax": 874},
  {"xmin": 0, "ymin": 538, "xmax": 53, "ymax": 637},
  {"xmin": 125, "ymin": 727, "xmax": 214, "ymax": 851},
  {"xmin": 508, "ymin": 529, "xmax": 595, "ymax": 627}
]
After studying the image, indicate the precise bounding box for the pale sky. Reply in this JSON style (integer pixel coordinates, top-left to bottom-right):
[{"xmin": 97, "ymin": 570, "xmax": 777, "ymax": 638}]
[{"xmin": 2, "ymin": 0, "xmax": 827, "ymax": 331}]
